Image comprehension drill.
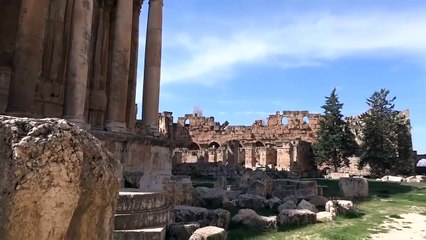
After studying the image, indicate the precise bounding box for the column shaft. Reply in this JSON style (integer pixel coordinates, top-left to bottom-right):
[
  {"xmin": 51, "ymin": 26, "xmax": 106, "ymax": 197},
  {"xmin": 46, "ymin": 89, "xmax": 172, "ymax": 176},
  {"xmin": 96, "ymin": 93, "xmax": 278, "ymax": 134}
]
[
  {"xmin": 126, "ymin": 0, "xmax": 143, "ymax": 130},
  {"xmin": 63, "ymin": 0, "xmax": 93, "ymax": 128},
  {"xmin": 106, "ymin": 0, "xmax": 133, "ymax": 132},
  {"xmin": 142, "ymin": 0, "xmax": 163, "ymax": 129},
  {"xmin": 6, "ymin": 0, "xmax": 48, "ymax": 115}
]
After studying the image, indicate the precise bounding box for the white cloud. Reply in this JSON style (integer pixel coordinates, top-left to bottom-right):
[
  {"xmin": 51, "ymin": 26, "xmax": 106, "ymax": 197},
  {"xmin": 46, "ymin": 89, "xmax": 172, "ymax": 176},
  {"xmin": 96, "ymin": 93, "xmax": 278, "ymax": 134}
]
[{"xmin": 158, "ymin": 10, "xmax": 426, "ymax": 85}]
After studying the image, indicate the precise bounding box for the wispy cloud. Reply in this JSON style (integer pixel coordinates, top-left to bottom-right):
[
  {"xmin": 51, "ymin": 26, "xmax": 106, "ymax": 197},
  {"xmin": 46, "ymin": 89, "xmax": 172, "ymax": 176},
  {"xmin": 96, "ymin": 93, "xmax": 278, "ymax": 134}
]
[{"xmin": 159, "ymin": 10, "xmax": 426, "ymax": 85}]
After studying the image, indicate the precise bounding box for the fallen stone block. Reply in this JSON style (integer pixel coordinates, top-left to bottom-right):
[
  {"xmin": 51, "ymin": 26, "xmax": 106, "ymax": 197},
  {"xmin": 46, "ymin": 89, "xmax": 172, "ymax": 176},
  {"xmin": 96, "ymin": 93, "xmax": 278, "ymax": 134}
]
[
  {"xmin": 297, "ymin": 199, "xmax": 318, "ymax": 213},
  {"xmin": 278, "ymin": 209, "xmax": 316, "ymax": 225},
  {"xmin": 167, "ymin": 222, "xmax": 200, "ymax": 240},
  {"xmin": 189, "ymin": 226, "xmax": 227, "ymax": 240},
  {"xmin": 339, "ymin": 177, "xmax": 369, "ymax": 198},
  {"xmin": 231, "ymin": 209, "xmax": 277, "ymax": 231},
  {"xmin": 172, "ymin": 205, "xmax": 230, "ymax": 229}
]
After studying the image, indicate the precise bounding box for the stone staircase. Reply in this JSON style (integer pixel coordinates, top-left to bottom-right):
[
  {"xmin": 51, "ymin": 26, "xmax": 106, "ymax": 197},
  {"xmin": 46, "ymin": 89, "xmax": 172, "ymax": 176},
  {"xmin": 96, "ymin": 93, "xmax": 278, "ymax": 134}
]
[{"xmin": 114, "ymin": 189, "xmax": 170, "ymax": 240}]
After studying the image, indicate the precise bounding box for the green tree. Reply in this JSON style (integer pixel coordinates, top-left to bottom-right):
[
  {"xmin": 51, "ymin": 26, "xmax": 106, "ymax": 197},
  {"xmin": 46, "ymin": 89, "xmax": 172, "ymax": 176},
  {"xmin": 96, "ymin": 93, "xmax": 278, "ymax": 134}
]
[
  {"xmin": 358, "ymin": 89, "xmax": 411, "ymax": 176},
  {"xmin": 313, "ymin": 88, "xmax": 358, "ymax": 172}
]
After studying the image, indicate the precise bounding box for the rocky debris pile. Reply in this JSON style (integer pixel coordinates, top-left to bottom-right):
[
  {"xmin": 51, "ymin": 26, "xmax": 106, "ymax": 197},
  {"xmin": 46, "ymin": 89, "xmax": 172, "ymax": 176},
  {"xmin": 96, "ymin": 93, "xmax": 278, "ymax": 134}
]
[
  {"xmin": 166, "ymin": 171, "xmax": 362, "ymax": 237},
  {"xmin": 164, "ymin": 178, "xmax": 203, "ymax": 206},
  {"xmin": 378, "ymin": 175, "xmax": 426, "ymax": 183},
  {"xmin": 0, "ymin": 116, "xmax": 122, "ymax": 240},
  {"xmin": 172, "ymin": 205, "xmax": 231, "ymax": 229}
]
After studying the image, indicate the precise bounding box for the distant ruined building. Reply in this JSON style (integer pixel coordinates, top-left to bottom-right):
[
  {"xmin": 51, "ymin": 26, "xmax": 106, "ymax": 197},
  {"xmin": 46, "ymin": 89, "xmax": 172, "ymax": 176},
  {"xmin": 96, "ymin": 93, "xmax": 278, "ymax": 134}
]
[{"xmin": 159, "ymin": 109, "xmax": 415, "ymax": 176}]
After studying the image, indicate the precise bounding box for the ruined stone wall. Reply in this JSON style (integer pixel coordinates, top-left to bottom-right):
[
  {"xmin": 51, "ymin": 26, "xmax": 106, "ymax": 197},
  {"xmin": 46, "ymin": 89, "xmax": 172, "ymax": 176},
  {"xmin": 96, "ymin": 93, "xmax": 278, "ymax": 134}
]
[
  {"xmin": 160, "ymin": 111, "xmax": 319, "ymax": 173},
  {"xmin": 164, "ymin": 109, "xmax": 414, "ymax": 176},
  {"xmin": 160, "ymin": 111, "xmax": 320, "ymax": 147}
]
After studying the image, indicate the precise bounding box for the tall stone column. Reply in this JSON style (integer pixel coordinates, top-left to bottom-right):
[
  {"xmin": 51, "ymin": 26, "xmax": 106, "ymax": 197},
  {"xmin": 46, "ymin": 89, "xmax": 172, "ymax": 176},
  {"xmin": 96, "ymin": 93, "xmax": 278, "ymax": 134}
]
[
  {"xmin": 244, "ymin": 144, "xmax": 255, "ymax": 169},
  {"xmin": 126, "ymin": 0, "xmax": 144, "ymax": 131},
  {"xmin": 106, "ymin": 0, "xmax": 133, "ymax": 132},
  {"xmin": 6, "ymin": 0, "xmax": 48, "ymax": 116},
  {"xmin": 63, "ymin": 0, "xmax": 93, "ymax": 129},
  {"xmin": 142, "ymin": 0, "xmax": 163, "ymax": 131}
]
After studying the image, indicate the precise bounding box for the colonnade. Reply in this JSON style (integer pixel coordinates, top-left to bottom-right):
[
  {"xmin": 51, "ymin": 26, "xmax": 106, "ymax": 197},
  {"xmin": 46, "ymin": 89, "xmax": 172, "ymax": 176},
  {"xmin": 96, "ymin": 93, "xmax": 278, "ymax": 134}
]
[{"xmin": 0, "ymin": 0, "xmax": 162, "ymax": 132}]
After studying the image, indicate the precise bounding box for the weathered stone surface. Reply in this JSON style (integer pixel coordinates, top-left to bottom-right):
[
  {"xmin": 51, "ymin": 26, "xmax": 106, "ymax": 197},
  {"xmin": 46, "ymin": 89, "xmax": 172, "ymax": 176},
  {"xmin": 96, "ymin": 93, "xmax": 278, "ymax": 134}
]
[
  {"xmin": 339, "ymin": 178, "xmax": 369, "ymax": 198},
  {"xmin": 237, "ymin": 194, "xmax": 267, "ymax": 209},
  {"xmin": 116, "ymin": 190, "xmax": 166, "ymax": 213},
  {"xmin": 231, "ymin": 209, "xmax": 277, "ymax": 231},
  {"xmin": 114, "ymin": 227, "xmax": 166, "ymax": 240},
  {"xmin": 164, "ymin": 179, "xmax": 202, "ymax": 206},
  {"xmin": 278, "ymin": 200, "xmax": 297, "ymax": 212},
  {"xmin": 271, "ymin": 179, "xmax": 318, "ymax": 199},
  {"xmin": 223, "ymin": 200, "xmax": 237, "ymax": 209},
  {"xmin": 167, "ymin": 222, "xmax": 200, "ymax": 240},
  {"xmin": 405, "ymin": 175, "xmax": 426, "ymax": 183},
  {"xmin": 266, "ymin": 197, "xmax": 282, "ymax": 209},
  {"xmin": 196, "ymin": 187, "xmax": 229, "ymax": 208},
  {"xmin": 247, "ymin": 180, "xmax": 270, "ymax": 198},
  {"xmin": 316, "ymin": 211, "xmax": 334, "ymax": 222},
  {"xmin": 213, "ymin": 176, "xmax": 228, "ymax": 190},
  {"xmin": 278, "ymin": 209, "xmax": 316, "ymax": 226},
  {"xmin": 172, "ymin": 205, "xmax": 230, "ymax": 229},
  {"xmin": 308, "ymin": 195, "xmax": 329, "ymax": 208},
  {"xmin": 189, "ymin": 226, "xmax": 227, "ymax": 240},
  {"xmin": 297, "ymin": 199, "xmax": 318, "ymax": 213},
  {"xmin": 381, "ymin": 175, "xmax": 404, "ymax": 182},
  {"xmin": 327, "ymin": 172, "xmax": 350, "ymax": 179},
  {"xmin": 114, "ymin": 190, "xmax": 170, "ymax": 231},
  {"xmin": 0, "ymin": 116, "xmax": 122, "ymax": 240},
  {"xmin": 325, "ymin": 200, "xmax": 355, "ymax": 215}
]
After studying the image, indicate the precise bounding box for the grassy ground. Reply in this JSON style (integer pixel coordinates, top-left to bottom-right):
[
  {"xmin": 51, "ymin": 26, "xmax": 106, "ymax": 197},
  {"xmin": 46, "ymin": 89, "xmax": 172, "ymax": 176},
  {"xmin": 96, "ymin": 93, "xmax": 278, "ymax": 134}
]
[{"xmin": 221, "ymin": 179, "xmax": 426, "ymax": 240}]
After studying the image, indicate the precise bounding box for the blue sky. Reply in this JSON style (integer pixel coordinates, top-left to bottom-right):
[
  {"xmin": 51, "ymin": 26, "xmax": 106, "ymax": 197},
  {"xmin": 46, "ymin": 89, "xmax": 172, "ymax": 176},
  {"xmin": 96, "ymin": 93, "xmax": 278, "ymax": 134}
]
[{"xmin": 136, "ymin": 0, "xmax": 426, "ymax": 153}]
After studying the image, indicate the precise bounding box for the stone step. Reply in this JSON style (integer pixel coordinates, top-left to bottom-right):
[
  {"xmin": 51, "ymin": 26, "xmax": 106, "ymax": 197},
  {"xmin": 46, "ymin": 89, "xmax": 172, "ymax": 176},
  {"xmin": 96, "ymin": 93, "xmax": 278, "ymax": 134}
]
[
  {"xmin": 114, "ymin": 206, "xmax": 170, "ymax": 230},
  {"xmin": 117, "ymin": 189, "xmax": 167, "ymax": 213},
  {"xmin": 114, "ymin": 226, "xmax": 166, "ymax": 240}
]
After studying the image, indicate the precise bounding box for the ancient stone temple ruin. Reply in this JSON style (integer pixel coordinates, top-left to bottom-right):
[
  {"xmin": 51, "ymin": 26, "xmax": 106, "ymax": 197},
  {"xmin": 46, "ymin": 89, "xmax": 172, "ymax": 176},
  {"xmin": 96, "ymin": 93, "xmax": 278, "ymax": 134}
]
[
  {"xmin": 161, "ymin": 110, "xmax": 414, "ymax": 177},
  {"xmin": 0, "ymin": 0, "xmax": 170, "ymax": 238},
  {"xmin": 160, "ymin": 111, "xmax": 321, "ymax": 173}
]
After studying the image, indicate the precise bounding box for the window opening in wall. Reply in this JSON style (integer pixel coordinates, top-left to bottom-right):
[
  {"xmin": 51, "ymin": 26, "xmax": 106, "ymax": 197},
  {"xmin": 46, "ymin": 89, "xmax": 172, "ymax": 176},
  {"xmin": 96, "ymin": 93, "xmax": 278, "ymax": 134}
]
[
  {"xmin": 184, "ymin": 118, "xmax": 190, "ymax": 127},
  {"xmin": 281, "ymin": 116, "xmax": 289, "ymax": 125},
  {"xmin": 303, "ymin": 116, "xmax": 310, "ymax": 124}
]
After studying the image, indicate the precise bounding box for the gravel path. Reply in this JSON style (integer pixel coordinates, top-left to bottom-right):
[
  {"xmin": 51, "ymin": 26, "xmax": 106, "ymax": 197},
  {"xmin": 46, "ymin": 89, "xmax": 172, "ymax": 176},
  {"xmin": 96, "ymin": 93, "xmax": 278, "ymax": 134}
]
[{"xmin": 371, "ymin": 213, "xmax": 426, "ymax": 240}]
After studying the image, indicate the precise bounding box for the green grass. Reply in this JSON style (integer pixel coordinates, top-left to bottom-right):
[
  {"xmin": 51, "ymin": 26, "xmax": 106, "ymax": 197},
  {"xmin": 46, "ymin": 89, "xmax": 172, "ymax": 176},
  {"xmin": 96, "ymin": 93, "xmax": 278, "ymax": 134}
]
[{"xmin": 227, "ymin": 180, "xmax": 426, "ymax": 240}]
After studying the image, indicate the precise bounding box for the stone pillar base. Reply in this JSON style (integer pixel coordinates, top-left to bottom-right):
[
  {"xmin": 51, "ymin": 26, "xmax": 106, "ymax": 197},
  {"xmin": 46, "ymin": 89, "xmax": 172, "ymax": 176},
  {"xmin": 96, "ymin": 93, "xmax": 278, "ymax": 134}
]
[
  {"xmin": 63, "ymin": 116, "xmax": 91, "ymax": 130},
  {"xmin": 106, "ymin": 121, "xmax": 128, "ymax": 133},
  {"xmin": 142, "ymin": 125, "xmax": 160, "ymax": 137},
  {"xmin": 4, "ymin": 111, "xmax": 32, "ymax": 118}
]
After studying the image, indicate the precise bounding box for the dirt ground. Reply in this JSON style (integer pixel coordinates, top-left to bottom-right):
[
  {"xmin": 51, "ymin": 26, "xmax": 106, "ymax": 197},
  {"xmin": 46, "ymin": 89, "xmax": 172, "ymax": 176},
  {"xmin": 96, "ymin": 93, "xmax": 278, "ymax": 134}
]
[{"xmin": 371, "ymin": 213, "xmax": 426, "ymax": 240}]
